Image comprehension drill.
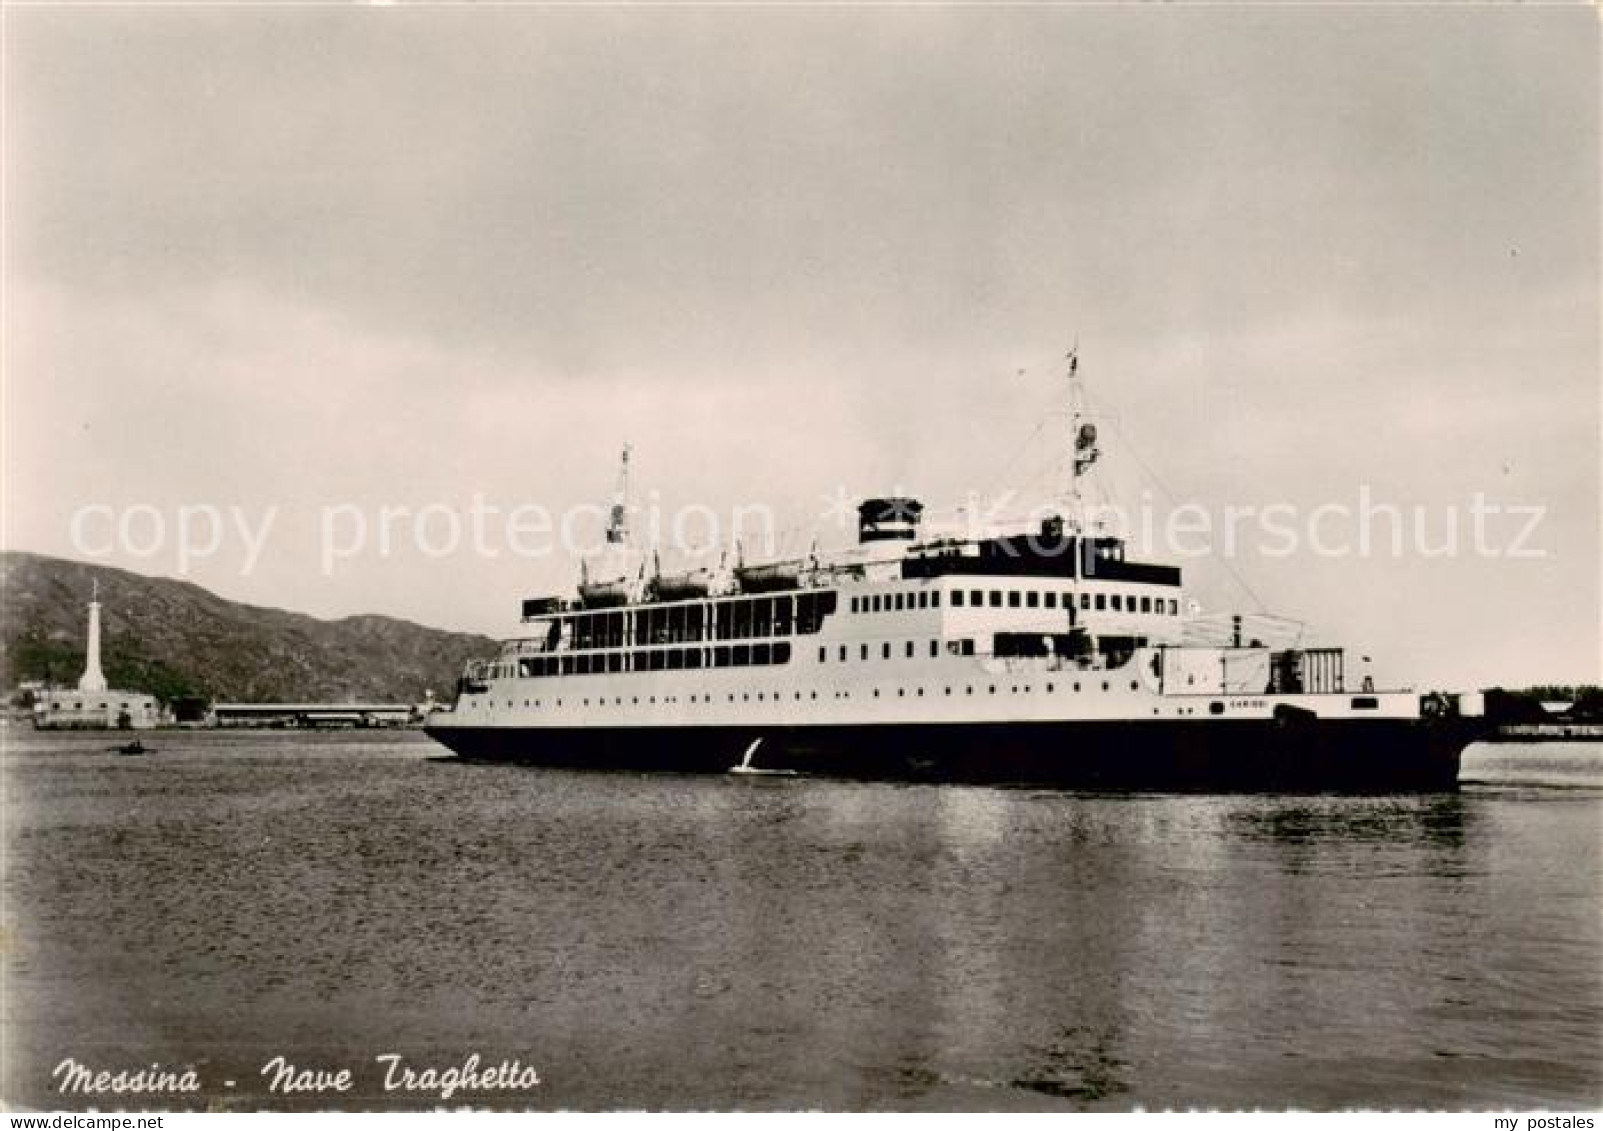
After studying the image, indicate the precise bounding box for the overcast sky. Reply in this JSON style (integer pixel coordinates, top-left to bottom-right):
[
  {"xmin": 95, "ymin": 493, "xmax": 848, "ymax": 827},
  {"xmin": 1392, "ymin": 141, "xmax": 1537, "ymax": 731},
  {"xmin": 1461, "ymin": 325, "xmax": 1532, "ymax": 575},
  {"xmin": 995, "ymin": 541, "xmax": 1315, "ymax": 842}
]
[{"xmin": 4, "ymin": 5, "xmax": 1597, "ymax": 689}]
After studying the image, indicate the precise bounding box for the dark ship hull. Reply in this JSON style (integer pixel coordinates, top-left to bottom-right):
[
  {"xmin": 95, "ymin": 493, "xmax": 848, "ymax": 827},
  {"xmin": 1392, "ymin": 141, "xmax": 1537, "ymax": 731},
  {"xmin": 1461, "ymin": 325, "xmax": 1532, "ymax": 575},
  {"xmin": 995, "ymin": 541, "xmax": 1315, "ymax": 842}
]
[{"xmin": 425, "ymin": 715, "xmax": 1486, "ymax": 793}]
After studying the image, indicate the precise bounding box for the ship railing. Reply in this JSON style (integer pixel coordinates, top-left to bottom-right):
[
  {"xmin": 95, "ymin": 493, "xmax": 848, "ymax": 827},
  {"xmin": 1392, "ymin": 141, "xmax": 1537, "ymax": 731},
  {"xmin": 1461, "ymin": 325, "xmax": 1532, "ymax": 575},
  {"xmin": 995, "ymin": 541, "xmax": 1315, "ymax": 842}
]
[{"xmin": 1180, "ymin": 612, "xmax": 1306, "ymax": 650}]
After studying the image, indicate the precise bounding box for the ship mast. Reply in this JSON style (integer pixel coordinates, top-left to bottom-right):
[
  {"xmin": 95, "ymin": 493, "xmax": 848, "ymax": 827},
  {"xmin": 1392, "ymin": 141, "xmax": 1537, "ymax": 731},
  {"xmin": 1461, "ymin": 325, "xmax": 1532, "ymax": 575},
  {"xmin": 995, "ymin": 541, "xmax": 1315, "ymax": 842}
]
[
  {"xmin": 1066, "ymin": 343, "xmax": 1099, "ymax": 533},
  {"xmin": 581, "ymin": 444, "xmax": 636, "ymax": 599},
  {"xmin": 1064, "ymin": 343, "xmax": 1102, "ymax": 656},
  {"xmin": 606, "ymin": 443, "xmax": 632, "ymax": 547}
]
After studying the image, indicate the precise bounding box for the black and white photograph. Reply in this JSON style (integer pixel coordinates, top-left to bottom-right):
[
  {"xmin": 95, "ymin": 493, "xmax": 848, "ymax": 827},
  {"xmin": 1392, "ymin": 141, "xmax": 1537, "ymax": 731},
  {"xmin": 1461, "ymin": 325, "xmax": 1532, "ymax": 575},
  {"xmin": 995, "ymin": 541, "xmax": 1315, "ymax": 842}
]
[{"xmin": 2, "ymin": 1, "xmax": 1599, "ymax": 1114}]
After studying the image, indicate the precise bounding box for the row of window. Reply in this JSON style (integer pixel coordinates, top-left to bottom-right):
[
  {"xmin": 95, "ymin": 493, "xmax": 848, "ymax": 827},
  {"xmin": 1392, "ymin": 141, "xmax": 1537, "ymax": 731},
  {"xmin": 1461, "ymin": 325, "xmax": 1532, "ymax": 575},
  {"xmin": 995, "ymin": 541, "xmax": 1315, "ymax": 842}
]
[
  {"xmin": 951, "ymin": 589, "xmax": 1177, "ymax": 615},
  {"xmin": 851, "ymin": 590, "xmax": 942, "ymax": 613},
  {"xmin": 503, "ymin": 633, "xmax": 985, "ymax": 678},
  {"xmin": 850, "ymin": 588, "xmax": 1179, "ymax": 615},
  {"xmin": 481, "ymin": 676, "xmax": 1156, "ymax": 712},
  {"xmin": 507, "ymin": 641, "xmax": 796, "ymax": 678},
  {"xmin": 533, "ymin": 592, "xmax": 838, "ymax": 652},
  {"xmin": 817, "ymin": 639, "xmax": 977, "ymax": 662},
  {"xmin": 498, "ymin": 629, "xmax": 1108, "ymax": 679}
]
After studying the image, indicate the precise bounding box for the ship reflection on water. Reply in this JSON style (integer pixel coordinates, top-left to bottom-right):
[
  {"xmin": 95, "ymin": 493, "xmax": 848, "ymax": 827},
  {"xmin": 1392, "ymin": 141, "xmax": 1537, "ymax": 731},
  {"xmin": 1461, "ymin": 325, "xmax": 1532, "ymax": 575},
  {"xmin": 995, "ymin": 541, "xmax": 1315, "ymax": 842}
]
[{"xmin": 4, "ymin": 732, "xmax": 1599, "ymax": 1110}]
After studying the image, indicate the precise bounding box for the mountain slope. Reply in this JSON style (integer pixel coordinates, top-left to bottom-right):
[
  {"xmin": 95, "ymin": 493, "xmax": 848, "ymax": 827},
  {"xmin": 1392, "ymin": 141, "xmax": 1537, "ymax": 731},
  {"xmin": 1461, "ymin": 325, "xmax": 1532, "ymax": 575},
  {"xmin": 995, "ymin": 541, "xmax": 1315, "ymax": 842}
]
[{"xmin": 1, "ymin": 552, "xmax": 496, "ymax": 702}]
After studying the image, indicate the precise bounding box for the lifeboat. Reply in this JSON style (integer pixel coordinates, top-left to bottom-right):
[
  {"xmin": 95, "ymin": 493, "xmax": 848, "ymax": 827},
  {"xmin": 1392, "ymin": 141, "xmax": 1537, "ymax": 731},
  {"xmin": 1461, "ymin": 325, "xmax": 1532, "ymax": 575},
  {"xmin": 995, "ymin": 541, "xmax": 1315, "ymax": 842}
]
[
  {"xmin": 651, "ymin": 569, "xmax": 713, "ymax": 601},
  {"xmin": 735, "ymin": 560, "xmax": 802, "ymax": 593},
  {"xmin": 578, "ymin": 579, "xmax": 631, "ymax": 608}
]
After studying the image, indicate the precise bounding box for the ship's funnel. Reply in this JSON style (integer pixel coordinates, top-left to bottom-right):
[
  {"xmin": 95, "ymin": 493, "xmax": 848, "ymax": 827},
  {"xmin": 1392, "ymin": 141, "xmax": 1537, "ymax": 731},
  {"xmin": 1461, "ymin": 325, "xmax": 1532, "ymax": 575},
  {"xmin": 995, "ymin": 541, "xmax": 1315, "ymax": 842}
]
[{"xmin": 857, "ymin": 497, "xmax": 923, "ymax": 544}]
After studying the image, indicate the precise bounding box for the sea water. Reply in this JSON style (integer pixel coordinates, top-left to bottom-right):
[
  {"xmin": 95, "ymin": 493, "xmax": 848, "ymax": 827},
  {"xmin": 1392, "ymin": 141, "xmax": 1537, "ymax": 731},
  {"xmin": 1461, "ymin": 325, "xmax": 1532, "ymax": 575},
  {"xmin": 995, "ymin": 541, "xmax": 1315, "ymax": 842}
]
[{"xmin": 4, "ymin": 730, "xmax": 1598, "ymax": 1110}]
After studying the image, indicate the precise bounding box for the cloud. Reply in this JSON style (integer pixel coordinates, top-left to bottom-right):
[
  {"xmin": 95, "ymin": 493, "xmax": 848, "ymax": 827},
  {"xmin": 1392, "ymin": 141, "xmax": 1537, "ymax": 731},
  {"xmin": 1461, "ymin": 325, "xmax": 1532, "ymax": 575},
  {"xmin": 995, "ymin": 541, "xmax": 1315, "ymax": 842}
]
[{"xmin": 11, "ymin": 8, "xmax": 1594, "ymax": 366}]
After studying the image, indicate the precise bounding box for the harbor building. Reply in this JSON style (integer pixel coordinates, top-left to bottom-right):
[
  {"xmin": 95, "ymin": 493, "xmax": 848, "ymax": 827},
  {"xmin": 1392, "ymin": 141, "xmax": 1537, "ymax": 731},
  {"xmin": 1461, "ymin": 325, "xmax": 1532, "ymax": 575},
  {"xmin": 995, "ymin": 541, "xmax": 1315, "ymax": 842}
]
[{"xmin": 33, "ymin": 586, "xmax": 160, "ymax": 730}]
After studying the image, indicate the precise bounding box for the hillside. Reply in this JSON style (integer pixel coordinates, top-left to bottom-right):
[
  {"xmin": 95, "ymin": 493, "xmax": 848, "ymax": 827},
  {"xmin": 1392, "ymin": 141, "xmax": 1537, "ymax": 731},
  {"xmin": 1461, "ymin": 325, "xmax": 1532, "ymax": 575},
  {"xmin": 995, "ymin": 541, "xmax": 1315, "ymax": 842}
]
[{"xmin": 1, "ymin": 552, "xmax": 496, "ymax": 703}]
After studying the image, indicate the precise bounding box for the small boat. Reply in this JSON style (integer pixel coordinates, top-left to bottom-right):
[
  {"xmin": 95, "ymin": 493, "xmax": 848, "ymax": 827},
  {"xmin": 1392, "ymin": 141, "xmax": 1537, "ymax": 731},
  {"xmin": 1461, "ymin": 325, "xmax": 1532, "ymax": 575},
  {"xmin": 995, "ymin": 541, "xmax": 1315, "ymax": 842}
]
[
  {"xmin": 734, "ymin": 560, "xmax": 802, "ymax": 594},
  {"xmin": 112, "ymin": 739, "xmax": 152, "ymax": 756},
  {"xmin": 651, "ymin": 568, "xmax": 714, "ymax": 601},
  {"xmin": 577, "ymin": 578, "xmax": 631, "ymax": 608}
]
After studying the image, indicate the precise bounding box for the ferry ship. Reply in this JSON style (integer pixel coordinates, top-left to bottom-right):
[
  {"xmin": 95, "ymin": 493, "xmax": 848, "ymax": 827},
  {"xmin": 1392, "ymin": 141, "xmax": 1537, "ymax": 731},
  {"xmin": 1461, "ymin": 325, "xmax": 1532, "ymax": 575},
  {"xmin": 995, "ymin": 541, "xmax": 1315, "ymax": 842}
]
[{"xmin": 425, "ymin": 358, "xmax": 1487, "ymax": 790}]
